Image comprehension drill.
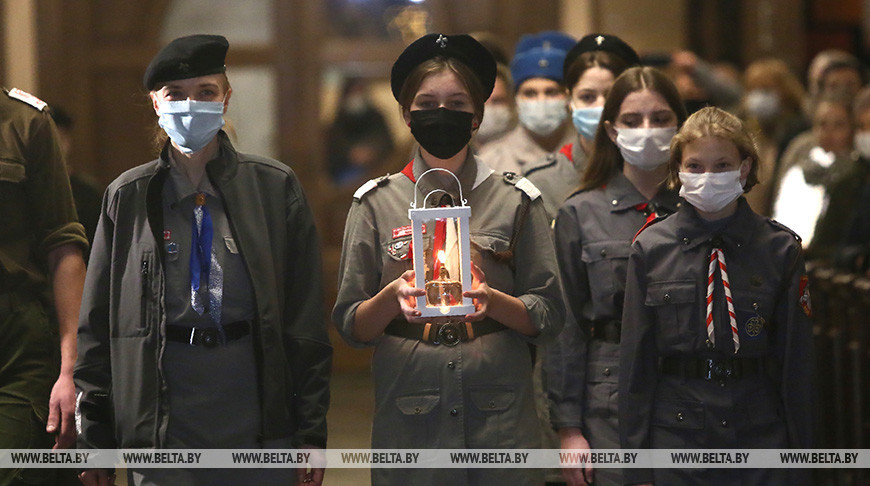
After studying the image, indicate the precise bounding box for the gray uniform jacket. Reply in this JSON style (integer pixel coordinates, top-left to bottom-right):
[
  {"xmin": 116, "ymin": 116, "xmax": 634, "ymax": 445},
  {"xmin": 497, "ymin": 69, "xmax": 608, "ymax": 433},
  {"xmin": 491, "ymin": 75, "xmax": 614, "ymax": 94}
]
[
  {"xmin": 479, "ymin": 123, "xmax": 576, "ymax": 175},
  {"xmin": 333, "ymin": 151, "xmax": 565, "ymax": 485},
  {"xmin": 75, "ymin": 133, "xmax": 332, "ymax": 450},
  {"xmin": 619, "ymin": 198, "xmax": 814, "ymax": 485},
  {"xmin": 546, "ymin": 173, "xmax": 680, "ymax": 428},
  {"xmin": 523, "ymin": 142, "xmax": 588, "ymax": 222}
]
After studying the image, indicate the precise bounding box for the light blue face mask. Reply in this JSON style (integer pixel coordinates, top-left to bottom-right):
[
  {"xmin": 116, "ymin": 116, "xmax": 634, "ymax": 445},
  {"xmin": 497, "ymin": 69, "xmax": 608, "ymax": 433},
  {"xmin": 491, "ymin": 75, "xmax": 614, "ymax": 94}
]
[
  {"xmin": 571, "ymin": 105, "xmax": 604, "ymax": 140},
  {"xmin": 157, "ymin": 98, "xmax": 226, "ymax": 154}
]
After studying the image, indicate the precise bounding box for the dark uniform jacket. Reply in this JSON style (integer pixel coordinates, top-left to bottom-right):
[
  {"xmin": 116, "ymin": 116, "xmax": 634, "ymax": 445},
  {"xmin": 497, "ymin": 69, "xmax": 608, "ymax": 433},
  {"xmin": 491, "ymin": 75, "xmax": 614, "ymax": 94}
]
[
  {"xmin": 619, "ymin": 198, "xmax": 814, "ymax": 485},
  {"xmin": 75, "ymin": 133, "xmax": 332, "ymax": 449}
]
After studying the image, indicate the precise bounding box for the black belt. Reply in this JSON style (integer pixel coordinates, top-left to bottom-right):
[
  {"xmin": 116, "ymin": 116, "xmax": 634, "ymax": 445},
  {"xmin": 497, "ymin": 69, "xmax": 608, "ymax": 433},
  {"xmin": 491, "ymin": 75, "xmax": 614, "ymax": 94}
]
[
  {"xmin": 590, "ymin": 319, "xmax": 621, "ymax": 343},
  {"xmin": 384, "ymin": 318, "xmax": 507, "ymax": 346},
  {"xmin": 660, "ymin": 356, "xmax": 766, "ymax": 381},
  {"xmin": 165, "ymin": 320, "xmax": 251, "ymax": 348}
]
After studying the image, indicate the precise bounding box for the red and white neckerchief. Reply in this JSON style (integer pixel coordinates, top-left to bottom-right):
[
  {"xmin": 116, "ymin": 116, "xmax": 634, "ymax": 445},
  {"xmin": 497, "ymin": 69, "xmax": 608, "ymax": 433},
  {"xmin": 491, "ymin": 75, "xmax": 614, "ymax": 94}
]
[{"xmin": 706, "ymin": 247, "xmax": 739, "ymax": 354}]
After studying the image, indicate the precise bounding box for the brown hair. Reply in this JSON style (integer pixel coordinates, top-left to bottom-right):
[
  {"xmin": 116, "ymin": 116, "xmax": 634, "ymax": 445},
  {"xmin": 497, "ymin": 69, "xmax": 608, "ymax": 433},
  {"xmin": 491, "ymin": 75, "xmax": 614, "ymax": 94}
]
[
  {"xmin": 581, "ymin": 66, "xmax": 688, "ymax": 190},
  {"xmin": 150, "ymin": 73, "xmax": 233, "ymax": 153},
  {"xmin": 668, "ymin": 106, "xmax": 760, "ymax": 192},
  {"xmin": 743, "ymin": 58, "xmax": 805, "ymax": 115},
  {"xmin": 396, "ymin": 56, "xmax": 487, "ymax": 122},
  {"xmin": 563, "ymin": 50, "xmax": 632, "ymax": 92}
]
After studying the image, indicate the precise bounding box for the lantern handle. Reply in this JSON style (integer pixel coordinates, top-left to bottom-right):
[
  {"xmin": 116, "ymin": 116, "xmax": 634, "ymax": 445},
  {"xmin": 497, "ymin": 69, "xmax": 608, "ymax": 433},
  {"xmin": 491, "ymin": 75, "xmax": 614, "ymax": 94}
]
[{"xmin": 411, "ymin": 168, "xmax": 467, "ymax": 208}]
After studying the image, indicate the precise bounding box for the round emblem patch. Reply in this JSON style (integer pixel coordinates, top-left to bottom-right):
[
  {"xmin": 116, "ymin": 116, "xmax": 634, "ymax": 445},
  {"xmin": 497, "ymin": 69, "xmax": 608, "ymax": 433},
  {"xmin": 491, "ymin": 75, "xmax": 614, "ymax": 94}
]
[{"xmin": 745, "ymin": 316, "xmax": 764, "ymax": 337}]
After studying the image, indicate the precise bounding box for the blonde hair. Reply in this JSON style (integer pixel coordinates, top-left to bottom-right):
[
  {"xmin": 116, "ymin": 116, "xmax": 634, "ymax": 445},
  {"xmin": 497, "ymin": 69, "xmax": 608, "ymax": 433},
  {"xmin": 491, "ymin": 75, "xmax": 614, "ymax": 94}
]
[{"xmin": 668, "ymin": 106, "xmax": 761, "ymax": 192}]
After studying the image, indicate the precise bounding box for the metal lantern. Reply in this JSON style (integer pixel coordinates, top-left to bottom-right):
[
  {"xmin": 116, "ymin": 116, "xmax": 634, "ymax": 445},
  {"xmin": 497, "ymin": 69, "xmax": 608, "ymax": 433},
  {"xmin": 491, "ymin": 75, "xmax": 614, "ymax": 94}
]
[{"xmin": 408, "ymin": 168, "xmax": 475, "ymax": 318}]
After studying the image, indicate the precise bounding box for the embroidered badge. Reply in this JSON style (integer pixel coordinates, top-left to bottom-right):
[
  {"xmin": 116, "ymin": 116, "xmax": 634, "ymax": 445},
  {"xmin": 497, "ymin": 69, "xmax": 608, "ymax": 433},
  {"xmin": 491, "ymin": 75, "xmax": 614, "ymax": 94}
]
[
  {"xmin": 165, "ymin": 241, "xmax": 179, "ymax": 255},
  {"xmin": 799, "ymin": 274, "xmax": 812, "ymax": 318},
  {"xmin": 745, "ymin": 316, "xmax": 764, "ymax": 337},
  {"xmin": 163, "ymin": 230, "xmax": 172, "ymax": 240},
  {"xmin": 8, "ymin": 88, "xmax": 47, "ymax": 111},
  {"xmin": 392, "ymin": 225, "xmax": 413, "ymax": 239},
  {"xmin": 387, "ymin": 239, "xmax": 412, "ymax": 260}
]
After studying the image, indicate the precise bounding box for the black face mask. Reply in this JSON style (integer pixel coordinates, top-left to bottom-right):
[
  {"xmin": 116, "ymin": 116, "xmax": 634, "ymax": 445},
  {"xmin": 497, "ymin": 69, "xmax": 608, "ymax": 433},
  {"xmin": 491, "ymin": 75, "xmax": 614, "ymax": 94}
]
[{"xmin": 409, "ymin": 108, "xmax": 474, "ymax": 160}]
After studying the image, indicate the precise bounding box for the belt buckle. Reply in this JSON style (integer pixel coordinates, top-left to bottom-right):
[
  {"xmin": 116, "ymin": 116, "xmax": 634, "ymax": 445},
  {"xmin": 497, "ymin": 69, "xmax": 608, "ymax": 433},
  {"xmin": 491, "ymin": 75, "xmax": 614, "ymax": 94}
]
[
  {"xmin": 199, "ymin": 328, "xmax": 221, "ymax": 348},
  {"xmin": 436, "ymin": 323, "xmax": 462, "ymax": 347},
  {"xmin": 705, "ymin": 359, "xmax": 732, "ymax": 381}
]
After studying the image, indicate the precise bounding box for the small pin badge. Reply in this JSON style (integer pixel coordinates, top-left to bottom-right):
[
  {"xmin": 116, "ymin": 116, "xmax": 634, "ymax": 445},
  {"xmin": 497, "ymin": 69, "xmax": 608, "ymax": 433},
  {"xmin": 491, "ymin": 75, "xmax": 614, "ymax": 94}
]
[
  {"xmin": 163, "ymin": 230, "xmax": 172, "ymax": 240},
  {"xmin": 595, "ymin": 35, "xmax": 605, "ymax": 46},
  {"xmin": 178, "ymin": 62, "xmax": 190, "ymax": 72},
  {"xmin": 436, "ymin": 34, "xmax": 448, "ymax": 48},
  {"xmin": 195, "ymin": 193, "xmax": 206, "ymax": 206},
  {"xmin": 745, "ymin": 316, "xmax": 764, "ymax": 337},
  {"xmin": 538, "ymin": 59, "xmax": 549, "ymax": 68},
  {"xmin": 165, "ymin": 241, "xmax": 179, "ymax": 255}
]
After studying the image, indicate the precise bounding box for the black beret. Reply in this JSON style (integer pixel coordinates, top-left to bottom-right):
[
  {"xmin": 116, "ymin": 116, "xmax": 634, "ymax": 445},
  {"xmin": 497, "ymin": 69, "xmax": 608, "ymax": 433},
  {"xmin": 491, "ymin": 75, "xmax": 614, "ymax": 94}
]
[
  {"xmin": 390, "ymin": 33, "xmax": 496, "ymax": 102},
  {"xmin": 143, "ymin": 34, "xmax": 229, "ymax": 90},
  {"xmin": 563, "ymin": 33, "xmax": 640, "ymax": 75}
]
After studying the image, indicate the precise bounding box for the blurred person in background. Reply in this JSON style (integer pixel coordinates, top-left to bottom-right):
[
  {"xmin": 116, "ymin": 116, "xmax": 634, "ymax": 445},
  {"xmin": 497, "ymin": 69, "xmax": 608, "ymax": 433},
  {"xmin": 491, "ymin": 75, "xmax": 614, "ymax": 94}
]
[
  {"xmin": 836, "ymin": 86, "xmax": 870, "ymax": 273},
  {"xmin": 524, "ymin": 33, "xmax": 640, "ymax": 220},
  {"xmin": 773, "ymin": 91, "xmax": 867, "ymax": 261},
  {"xmin": 668, "ymin": 50, "xmax": 743, "ymax": 115},
  {"xmin": 326, "ymin": 76, "xmax": 396, "ymax": 187},
  {"xmin": 472, "ymin": 62, "xmax": 516, "ymax": 150},
  {"xmin": 815, "ymin": 53, "xmax": 867, "ymax": 99},
  {"xmin": 49, "ymin": 105, "xmax": 103, "ymax": 261},
  {"xmin": 739, "ymin": 58, "xmax": 809, "ymax": 216},
  {"xmin": 480, "ymin": 31, "xmax": 576, "ymax": 174}
]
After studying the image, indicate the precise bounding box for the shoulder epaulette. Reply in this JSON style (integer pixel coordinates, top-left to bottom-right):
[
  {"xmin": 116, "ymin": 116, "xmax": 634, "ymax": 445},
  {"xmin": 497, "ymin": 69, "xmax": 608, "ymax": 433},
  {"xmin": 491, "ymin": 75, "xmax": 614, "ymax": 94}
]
[
  {"xmin": 523, "ymin": 153, "xmax": 558, "ymax": 178},
  {"xmin": 503, "ymin": 172, "xmax": 541, "ymax": 200},
  {"xmin": 768, "ymin": 218, "xmax": 802, "ymax": 242},
  {"xmin": 6, "ymin": 88, "xmax": 47, "ymax": 111},
  {"xmin": 633, "ymin": 214, "xmax": 670, "ymax": 242},
  {"xmin": 353, "ymin": 173, "xmax": 390, "ymax": 201}
]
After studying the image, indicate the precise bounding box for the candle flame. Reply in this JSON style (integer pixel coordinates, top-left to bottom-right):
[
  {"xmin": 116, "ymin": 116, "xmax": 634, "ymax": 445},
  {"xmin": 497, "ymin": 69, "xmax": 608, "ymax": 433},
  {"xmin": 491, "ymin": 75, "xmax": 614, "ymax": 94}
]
[{"xmin": 437, "ymin": 249, "xmax": 447, "ymax": 265}]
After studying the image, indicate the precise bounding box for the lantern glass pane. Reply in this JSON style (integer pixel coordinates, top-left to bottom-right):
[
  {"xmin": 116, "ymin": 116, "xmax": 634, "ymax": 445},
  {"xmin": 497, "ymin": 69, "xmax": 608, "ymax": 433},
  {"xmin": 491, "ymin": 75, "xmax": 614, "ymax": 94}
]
[{"xmin": 422, "ymin": 216, "xmax": 463, "ymax": 309}]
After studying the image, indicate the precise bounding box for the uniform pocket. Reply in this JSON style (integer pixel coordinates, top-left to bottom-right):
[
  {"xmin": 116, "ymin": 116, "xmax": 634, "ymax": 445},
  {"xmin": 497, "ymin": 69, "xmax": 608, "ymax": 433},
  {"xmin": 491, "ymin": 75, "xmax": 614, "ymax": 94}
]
[
  {"xmin": 582, "ymin": 240, "xmax": 631, "ymax": 306},
  {"xmin": 585, "ymin": 361, "xmax": 618, "ymax": 419},
  {"xmin": 652, "ymin": 399, "xmax": 706, "ymax": 448},
  {"xmin": 396, "ymin": 393, "xmax": 440, "ymax": 416},
  {"xmin": 646, "ymin": 280, "xmax": 698, "ymax": 348},
  {"xmin": 467, "ymin": 385, "xmax": 517, "ymax": 447},
  {"xmin": 389, "ymin": 391, "xmax": 440, "ymax": 449},
  {"xmin": 732, "ymin": 289, "xmax": 775, "ymax": 349},
  {"xmin": 118, "ymin": 246, "xmax": 156, "ymax": 337},
  {"xmin": 0, "ymin": 158, "xmax": 26, "ymax": 183}
]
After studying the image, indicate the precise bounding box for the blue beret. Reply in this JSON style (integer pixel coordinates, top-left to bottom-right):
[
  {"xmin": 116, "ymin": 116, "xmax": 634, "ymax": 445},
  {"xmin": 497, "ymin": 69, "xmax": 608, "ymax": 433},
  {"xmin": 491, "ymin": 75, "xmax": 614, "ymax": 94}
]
[
  {"xmin": 563, "ymin": 33, "xmax": 640, "ymax": 75},
  {"xmin": 511, "ymin": 46, "xmax": 569, "ymax": 89},
  {"xmin": 514, "ymin": 31, "xmax": 575, "ymax": 56},
  {"xmin": 391, "ymin": 33, "xmax": 496, "ymax": 102},
  {"xmin": 143, "ymin": 34, "xmax": 229, "ymax": 90}
]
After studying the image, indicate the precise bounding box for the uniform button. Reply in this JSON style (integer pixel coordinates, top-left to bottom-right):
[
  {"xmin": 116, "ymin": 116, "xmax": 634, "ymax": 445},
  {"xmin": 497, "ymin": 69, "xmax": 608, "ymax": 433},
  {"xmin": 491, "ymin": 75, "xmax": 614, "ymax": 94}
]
[
  {"xmin": 600, "ymin": 248, "xmax": 607, "ymax": 257},
  {"xmin": 721, "ymin": 419, "xmax": 728, "ymax": 427},
  {"xmin": 720, "ymin": 380, "xmax": 726, "ymax": 387},
  {"xmin": 489, "ymin": 401, "xmax": 496, "ymax": 409},
  {"xmin": 663, "ymin": 293, "xmax": 671, "ymax": 303},
  {"xmin": 414, "ymin": 407, "xmax": 422, "ymax": 415},
  {"xmin": 450, "ymin": 408, "xmax": 459, "ymax": 417},
  {"xmin": 676, "ymin": 412, "xmax": 684, "ymax": 422},
  {"xmin": 603, "ymin": 367, "xmax": 611, "ymax": 377},
  {"xmin": 611, "ymin": 199, "xmax": 619, "ymax": 206},
  {"xmin": 706, "ymin": 339, "xmax": 714, "ymax": 349},
  {"xmin": 447, "ymin": 361, "xmax": 455, "ymax": 369},
  {"xmin": 752, "ymin": 302, "xmax": 760, "ymax": 311},
  {"xmin": 682, "ymin": 237, "xmax": 690, "ymax": 245}
]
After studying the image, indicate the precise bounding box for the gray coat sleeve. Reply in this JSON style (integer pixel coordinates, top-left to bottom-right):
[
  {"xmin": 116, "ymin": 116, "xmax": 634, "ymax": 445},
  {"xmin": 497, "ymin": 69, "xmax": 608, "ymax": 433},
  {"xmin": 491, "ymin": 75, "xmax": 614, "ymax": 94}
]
[
  {"xmin": 74, "ymin": 188, "xmax": 117, "ymax": 450},
  {"xmin": 513, "ymin": 196, "xmax": 566, "ymax": 344},
  {"xmin": 544, "ymin": 203, "xmax": 590, "ymax": 429},
  {"xmin": 618, "ymin": 240, "xmax": 658, "ymax": 484},
  {"xmin": 282, "ymin": 174, "xmax": 333, "ymax": 448}
]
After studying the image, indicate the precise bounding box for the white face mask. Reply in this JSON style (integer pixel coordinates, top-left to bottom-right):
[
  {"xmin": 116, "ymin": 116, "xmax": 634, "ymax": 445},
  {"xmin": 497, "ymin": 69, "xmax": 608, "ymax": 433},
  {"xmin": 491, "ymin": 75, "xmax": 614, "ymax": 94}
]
[
  {"xmin": 855, "ymin": 132, "xmax": 870, "ymax": 159},
  {"xmin": 615, "ymin": 127, "xmax": 676, "ymax": 170},
  {"xmin": 476, "ymin": 104, "xmax": 514, "ymax": 143},
  {"xmin": 157, "ymin": 99, "xmax": 226, "ymax": 154},
  {"xmin": 679, "ymin": 170, "xmax": 745, "ymax": 214},
  {"xmin": 745, "ymin": 89, "xmax": 781, "ymax": 121},
  {"xmin": 517, "ymin": 99, "xmax": 567, "ymax": 136}
]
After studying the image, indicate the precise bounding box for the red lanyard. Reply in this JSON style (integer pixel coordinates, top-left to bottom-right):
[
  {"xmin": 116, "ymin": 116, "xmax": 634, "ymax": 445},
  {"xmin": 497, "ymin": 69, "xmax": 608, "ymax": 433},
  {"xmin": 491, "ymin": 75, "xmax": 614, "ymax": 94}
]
[{"xmin": 706, "ymin": 247, "xmax": 739, "ymax": 354}]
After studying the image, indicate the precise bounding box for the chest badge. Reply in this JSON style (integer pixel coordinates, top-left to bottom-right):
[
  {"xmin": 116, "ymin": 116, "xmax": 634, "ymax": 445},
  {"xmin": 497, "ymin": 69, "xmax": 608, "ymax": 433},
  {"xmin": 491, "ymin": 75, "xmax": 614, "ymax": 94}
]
[{"xmin": 745, "ymin": 316, "xmax": 764, "ymax": 337}]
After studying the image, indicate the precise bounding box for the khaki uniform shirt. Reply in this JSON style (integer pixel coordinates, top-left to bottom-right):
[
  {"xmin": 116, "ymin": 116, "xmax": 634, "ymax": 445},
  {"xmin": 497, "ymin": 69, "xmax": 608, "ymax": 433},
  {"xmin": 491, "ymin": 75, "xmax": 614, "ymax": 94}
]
[
  {"xmin": 0, "ymin": 89, "xmax": 86, "ymax": 293},
  {"xmin": 478, "ymin": 122, "xmax": 575, "ymax": 175},
  {"xmin": 523, "ymin": 142, "xmax": 588, "ymax": 222},
  {"xmin": 333, "ymin": 150, "xmax": 565, "ymax": 486}
]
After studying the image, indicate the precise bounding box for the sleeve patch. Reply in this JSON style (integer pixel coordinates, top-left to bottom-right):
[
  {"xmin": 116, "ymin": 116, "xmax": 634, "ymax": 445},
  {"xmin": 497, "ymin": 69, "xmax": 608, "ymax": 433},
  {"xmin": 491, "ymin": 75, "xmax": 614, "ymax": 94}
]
[
  {"xmin": 8, "ymin": 88, "xmax": 47, "ymax": 111},
  {"xmin": 799, "ymin": 274, "xmax": 812, "ymax": 318}
]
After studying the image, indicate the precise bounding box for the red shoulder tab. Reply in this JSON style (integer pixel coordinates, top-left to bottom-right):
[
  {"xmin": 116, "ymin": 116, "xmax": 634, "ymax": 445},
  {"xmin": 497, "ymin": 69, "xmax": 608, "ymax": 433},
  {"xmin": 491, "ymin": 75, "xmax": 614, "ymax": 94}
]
[
  {"xmin": 559, "ymin": 143, "xmax": 574, "ymax": 163},
  {"xmin": 401, "ymin": 160, "xmax": 416, "ymax": 182}
]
